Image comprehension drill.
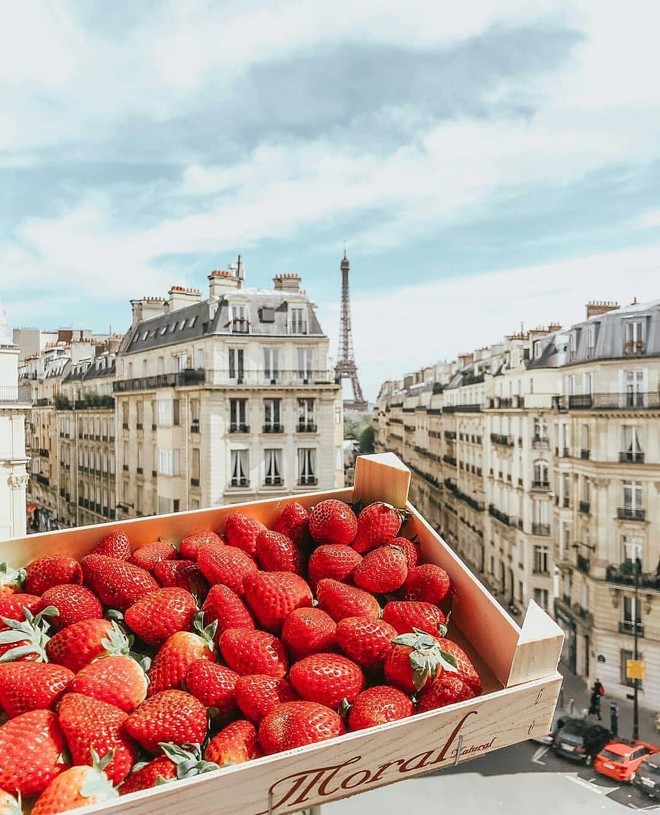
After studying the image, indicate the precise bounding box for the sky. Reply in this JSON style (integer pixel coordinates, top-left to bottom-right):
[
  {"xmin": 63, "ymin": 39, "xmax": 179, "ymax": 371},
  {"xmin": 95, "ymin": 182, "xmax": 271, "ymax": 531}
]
[{"xmin": 2, "ymin": 1, "xmax": 660, "ymax": 402}]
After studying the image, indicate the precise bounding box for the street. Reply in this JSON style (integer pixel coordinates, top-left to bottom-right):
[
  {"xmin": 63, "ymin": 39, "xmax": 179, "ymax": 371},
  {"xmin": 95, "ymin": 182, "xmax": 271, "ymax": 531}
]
[{"xmin": 324, "ymin": 738, "xmax": 660, "ymax": 814}]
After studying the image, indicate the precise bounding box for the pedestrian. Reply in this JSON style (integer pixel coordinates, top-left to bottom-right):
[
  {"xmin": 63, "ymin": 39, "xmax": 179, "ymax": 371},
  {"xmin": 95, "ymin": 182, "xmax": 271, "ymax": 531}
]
[{"xmin": 589, "ymin": 678, "xmax": 604, "ymax": 720}]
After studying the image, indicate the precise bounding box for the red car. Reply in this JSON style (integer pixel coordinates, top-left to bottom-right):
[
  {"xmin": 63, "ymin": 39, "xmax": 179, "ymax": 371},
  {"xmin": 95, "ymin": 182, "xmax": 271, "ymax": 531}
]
[{"xmin": 594, "ymin": 739, "xmax": 660, "ymax": 782}]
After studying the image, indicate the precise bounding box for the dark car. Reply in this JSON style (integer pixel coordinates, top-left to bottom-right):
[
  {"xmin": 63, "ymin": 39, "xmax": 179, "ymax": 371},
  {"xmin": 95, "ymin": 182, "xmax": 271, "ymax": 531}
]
[
  {"xmin": 551, "ymin": 717, "xmax": 612, "ymax": 765},
  {"xmin": 632, "ymin": 750, "xmax": 660, "ymax": 798}
]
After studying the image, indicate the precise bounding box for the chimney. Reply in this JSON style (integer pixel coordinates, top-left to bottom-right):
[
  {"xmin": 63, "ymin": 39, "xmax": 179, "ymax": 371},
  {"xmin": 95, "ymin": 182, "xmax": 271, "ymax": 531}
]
[
  {"xmin": 168, "ymin": 285, "xmax": 202, "ymax": 312},
  {"xmin": 130, "ymin": 297, "xmax": 167, "ymax": 325},
  {"xmin": 457, "ymin": 352, "xmax": 474, "ymax": 368},
  {"xmin": 208, "ymin": 269, "xmax": 241, "ymax": 298},
  {"xmin": 273, "ymin": 273, "xmax": 301, "ymax": 292},
  {"xmin": 586, "ymin": 300, "xmax": 619, "ymax": 319}
]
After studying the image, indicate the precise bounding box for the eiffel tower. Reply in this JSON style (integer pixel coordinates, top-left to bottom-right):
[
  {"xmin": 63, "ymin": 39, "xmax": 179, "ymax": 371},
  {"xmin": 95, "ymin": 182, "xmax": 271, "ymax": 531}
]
[{"xmin": 334, "ymin": 251, "xmax": 368, "ymax": 411}]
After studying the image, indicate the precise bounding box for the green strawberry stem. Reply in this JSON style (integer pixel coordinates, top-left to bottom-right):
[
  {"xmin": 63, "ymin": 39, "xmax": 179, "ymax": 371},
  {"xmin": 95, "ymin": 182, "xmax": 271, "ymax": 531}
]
[
  {"xmin": 100, "ymin": 621, "xmax": 152, "ymax": 672},
  {"xmin": 0, "ymin": 605, "xmax": 58, "ymax": 662},
  {"xmin": 0, "ymin": 561, "xmax": 26, "ymax": 592},
  {"xmin": 159, "ymin": 743, "xmax": 220, "ymax": 778},
  {"xmin": 192, "ymin": 612, "xmax": 218, "ymax": 648},
  {"xmin": 392, "ymin": 627, "xmax": 459, "ymax": 691}
]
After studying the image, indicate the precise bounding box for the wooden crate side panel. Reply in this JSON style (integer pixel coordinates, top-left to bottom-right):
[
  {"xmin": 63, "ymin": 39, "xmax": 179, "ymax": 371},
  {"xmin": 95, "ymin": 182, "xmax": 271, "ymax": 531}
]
[
  {"xmin": 507, "ymin": 600, "xmax": 564, "ymax": 687},
  {"xmin": 79, "ymin": 674, "xmax": 561, "ymax": 815},
  {"xmin": 352, "ymin": 454, "xmax": 411, "ymax": 508}
]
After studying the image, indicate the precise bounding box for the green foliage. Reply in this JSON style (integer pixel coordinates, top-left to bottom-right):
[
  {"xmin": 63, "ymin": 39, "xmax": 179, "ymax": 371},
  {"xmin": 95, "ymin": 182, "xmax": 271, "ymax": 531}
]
[{"xmin": 358, "ymin": 424, "xmax": 375, "ymax": 454}]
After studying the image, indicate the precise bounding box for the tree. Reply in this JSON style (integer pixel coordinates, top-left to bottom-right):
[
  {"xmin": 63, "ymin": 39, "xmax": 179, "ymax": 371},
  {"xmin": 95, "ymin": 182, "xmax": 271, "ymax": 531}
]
[{"xmin": 358, "ymin": 424, "xmax": 375, "ymax": 455}]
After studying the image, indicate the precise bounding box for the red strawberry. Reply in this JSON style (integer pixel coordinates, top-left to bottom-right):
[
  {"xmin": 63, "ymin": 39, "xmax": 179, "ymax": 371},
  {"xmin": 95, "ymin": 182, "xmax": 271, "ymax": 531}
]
[
  {"xmin": 335, "ymin": 617, "xmax": 398, "ymax": 671},
  {"xmin": 384, "ymin": 629, "xmax": 458, "ymax": 693},
  {"xmin": 435, "ymin": 638, "xmax": 483, "ymax": 694},
  {"xmin": 242, "ymin": 571, "xmax": 313, "ymax": 633},
  {"xmin": 235, "ymin": 675, "xmax": 298, "ymax": 724},
  {"xmin": 201, "ymin": 584, "xmax": 254, "ymax": 635},
  {"xmin": 0, "ymin": 662, "xmax": 73, "ymax": 718},
  {"xmin": 0, "ymin": 709, "xmax": 69, "ymax": 796},
  {"xmin": 416, "ymin": 672, "xmax": 478, "ymax": 712},
  {"xmin": 0, "ymin": 562, "xmax": 26, "ymax": 597},
  {"xmin": 289, "ymin": 653, "xmax": 365, "ymax": 709},
  {"xmin": 203, "ymin": 720, "xmax": 260, "ymax": 766},
  {"xmin": 129, "ymin": 541, "xmax": 177, "ymax": 572},
  {"xmin": 119, "ymin": 744, "xmax": 218, "ymax": 796},
  {"xmin": 223, "ymin": 513, "xmax": 267, "ymax": 558},
  {"xmin": 35, "ymin": 584, "xmax": 103, "ymax": 630},
  {"xmin": 90, "ymin": 530, "xmax": 131, "ymax": 560},
  {"xmin": 351, "ymin": 502, "xmax": 403, "ymax": 553},
  {"xmin": 154, "ymin": 559, "xmax": 209, "ymax": 599},
  {"xmin": 281, "ymin": 607, "xmax": 336, "ymax": 661},
  {"xmin": 392, "ymin": 537, "xmax": 420, "ymax": 569},
  {"xmin": 179, "ymin": 530, "xmax": 224, "ymax": 561},
  {"xmin": 259, "ymin": 701, "xmax": 345, "ymax": 755},
  {"xmin": 124, "ymin": 587, "xmax": 197, "ymax": 647},
  {"xmin": 307, "ymin": 545, "xmax": 362, "ymax": 590},
  {"xmin": 81, "ymin": 554, "xmax": 159, "ymax": 611},
  {"xmin": 69, "ymin": 655, "xmax": 148, "ymax": 712},
  {"xmin": 255, "ymin": 530, "xmax": 302, "ymax": 574},
  {"xmin": 47, "ymin": 619, "xmax": 126, "ymax": 673},
  {"xmin": 381, "ymin": 600, "xmax": 446, "ymax": 636},
  {"xmin": 147, "ymin": 613, "xmax": 216, "ymax": 696},
  {"xmin": 57, "ymin": 692, "xmax": 137, "ymax": 784},
  {"xmin": 197, "ymin": 544, "xmax": 257, "ymax": 596},
  {"xmin": 184, "ymin": 659, "xmax": 239, "ymax": 717},
  {"xmin": 352, "ymin": 545, "xmax": 408, "ymax": 593},
  {"xmin": 308, "ymin": 499, "xmax": 357, "ymax": 546},
  {"xmin": 273, "ymin": 502, "xmax": 309, "ymax": 544},
  {"xmin": 32, "ymin": 762, "xmax": 117, "ymax": 815},
  {"xmin": 348, "ymin": 685, "xmax": 414, "ymax": 731},
  {"xmin": 124, "ymin": 689, "xmax": 208, "ymax": 754},
  {"xmin": 0, "ymin": 593, "xmax": 42, "ymax": 627},
  {"xmin": 316, "ymin": 578, "xmax": 380, "ymax": 622},
  {"xmin": 402, "ymin": 564, "xmax": 451, "ymax": 605},
  {"xmin": 24, "ymin": 556, "xmax": 82, "ymax": 596},
  {"xmin": 219, "ymin": 628, "xmax": 288, "ymax": 678}
]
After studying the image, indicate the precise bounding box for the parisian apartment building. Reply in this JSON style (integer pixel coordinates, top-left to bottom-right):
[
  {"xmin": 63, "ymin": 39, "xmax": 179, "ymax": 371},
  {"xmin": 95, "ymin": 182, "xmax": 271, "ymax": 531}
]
[
  {"xmin": 374, "ymin": 298, "xmax": 660, "ymax": 708},
  {"xmin": 19, "ymin": 261, "xmax": 344, "ymax": 530}
]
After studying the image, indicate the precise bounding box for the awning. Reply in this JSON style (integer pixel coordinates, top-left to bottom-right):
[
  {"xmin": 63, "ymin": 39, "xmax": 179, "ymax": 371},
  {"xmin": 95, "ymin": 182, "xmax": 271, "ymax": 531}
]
[{"xmin": 26, "ymin": 503, "xmax": 38, "ymax": 514}]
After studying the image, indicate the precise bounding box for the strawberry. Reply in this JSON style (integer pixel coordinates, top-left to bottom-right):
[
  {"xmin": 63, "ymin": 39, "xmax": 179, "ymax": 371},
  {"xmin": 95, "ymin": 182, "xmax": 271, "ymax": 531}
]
[
  {"xmin": 154, "ymin": 559, "xmax": 209, "ymax": 599},
  {"xmin": 335, "ymin": 617, "xmax": 398, "ymax": 671},
  {"xmin": 219, "ymin": 628, "xmax": 288, "ymax": 678},
  {"xmin": 90, "ymin": 530, "xmax": 131, "ymax": 560},
  {"xmin": 24, "ymin": 556, "xmax": 82, "ymax": 596},
  {"xmin": 124, "ymin": 689, "xmax": 208, "ymax": 754},
  {"xmin": 147, "ymin": 613, "xmax": 216, "ymax": 696},
  {"xmin": 307, "ymin": 545, "xmax": 362, "ymax": 590},
  {"xmin": 259, "ymin": 701, "xmax": 345, "ymax": 755},
  {"xmin": 179, "ymin": 530, "xmax": 224, "ymax": 561},
  {"xmin": 0, "ymin": 593, "xmax": 42, "ymax": 627},
  {"xmin": 202, "ymin": 584, "xmax": 254, "ymax": 635},
  {"xmin": 124, "ymin": 587, "xmax": 197, "ymax": 647},
  {"xmin": 348, "ymin": 685, "xmax": 414, "ymax": 731},
  {"xmin": 203, "ymin": 720, "xmax": 260, "ymax": 766},
  {"xmin": 197, "ymin": 544, "xmax": 257, "ymax": 596},
  {"xmin": 223, "ymin": 513, "xmax": 267, "ymax": 558},
  {"xmin": 315, "ymin": 578, "xmax": 380, "ymax": 622},
  {"xmin": 0, "ymin": 791, "xmax": 22, "ymax": 815},
  {"xmin": 32, "ymin": 757, "xmax": 118, "ymax": 815},
  {"xmin": 352, "ymin": 545, "xmax": 408, "ymax": 593},
  {"xmin": 69, "ymin": 655, "xmax": 148, "ymax": 712},
  {"xmin": 0, "ymin": 662, "xmax": 73, "ymax": 718},
  {"xmin": 129, "ymin": 541, "xmax": 177, "ymax": 572},
  {"xmin": 383, "ymin": 629, "xmax": 458, "ymax": 693},
  {"xmin": 0, "ymin": 563, "xmax": 26, "ymax": 597},
  {"xmin": 273, "ymin": 502, "xmax": 309, "ymax": 544},
  {"xmin": 47, "ymin": 619, "xmax": 125, "ymax": 673},
  {"xmin": 435, "ymin": 638, "xmax": 483, "ymax": 694},
  {"xmin": 402, "ymin": 564, "xmax": 451, "ymax": 605},
  {"xmin": 0, "ymin": 606, "xmax": 58, "ymax": 662},
  {"xmin": 392, "ymin": 537, "xmax": 420, "ymax": 569},
  {"xmin": 242, "ymin": 571, "xmax": 313, "ymax": 633},
  {"xmin": 255, "ymin": 530, "xmax": 302, "ymax": 574},
  {"xmin": 416, "ymin": 672, "xmax": 478, "ymax": 712},
  {"xmin": 184, "ymin": 659, "xmax": 239, "ymax": 717},
  {"xmin": 351, "ymin": 502, "xmax": 402, "ymax": 553},
  {"xmin": 119, "ymin": 744, "xmax": 218, "ymax": 795},
  {"xmin": 281, "ymin": 607, "xmax": 336, "ymax": 661},
  {"xmin": 289, "ymin": 653, "xmax": 365, "ymax": 709},
  {"xmin": 35, "ymin": 584, "xmax": 103, "ymax": 631},
  {"xmin": 81, "ymin": 554, "xmax": 159, "ymax": 611},
  {"xmin": 57, "ymin": 693, "xmax": 137, "ymax": 784},
  {"xmin": 235, "ymin": 675, "xmax": 299, "ymax": 724},
  {"xmin": 0, "ymin": 709, "xmax": 69, "ymax": 796},
  {"xmin": 381, "ymin": 600, "xmax": 446, "ymax": 637},
  {"xmin": 308, "ymin": 499, "xmax": 357, "ymax": 546}
]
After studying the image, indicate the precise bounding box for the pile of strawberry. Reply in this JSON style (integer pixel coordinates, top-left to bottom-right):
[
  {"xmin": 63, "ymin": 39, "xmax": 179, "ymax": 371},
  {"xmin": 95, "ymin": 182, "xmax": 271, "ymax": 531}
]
[{"xmin": 0, "ymin": 498, "xmax": 482, "ymax": 815}]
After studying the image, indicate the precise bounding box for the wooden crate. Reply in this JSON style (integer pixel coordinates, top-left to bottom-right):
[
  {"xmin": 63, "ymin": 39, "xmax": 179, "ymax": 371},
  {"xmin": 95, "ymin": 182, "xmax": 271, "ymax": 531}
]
[{"xmin": 1, "ymin": 453, "xmax": 563, "ymax": 815}]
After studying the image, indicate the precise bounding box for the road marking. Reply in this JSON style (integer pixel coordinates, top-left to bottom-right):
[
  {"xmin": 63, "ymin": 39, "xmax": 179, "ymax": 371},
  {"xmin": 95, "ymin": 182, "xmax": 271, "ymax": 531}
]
[
  {"xmin": 565, "ymin": 775, "xmax": 616, "ymax": 795},
  {"xmin": 531, "ymin": 746, "xmax": 549, "ymax": 765}
]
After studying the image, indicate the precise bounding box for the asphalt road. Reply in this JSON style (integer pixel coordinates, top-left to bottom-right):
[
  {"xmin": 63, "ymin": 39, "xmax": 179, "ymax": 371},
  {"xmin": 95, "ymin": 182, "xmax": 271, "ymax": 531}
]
[{"xmin": 322, "ymin": 738, "xmax": 660, "ymax": 814}]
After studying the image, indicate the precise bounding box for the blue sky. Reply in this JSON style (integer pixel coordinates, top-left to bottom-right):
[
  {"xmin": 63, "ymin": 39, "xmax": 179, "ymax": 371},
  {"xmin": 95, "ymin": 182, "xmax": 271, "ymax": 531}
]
[{"xmin": 2, "ymin": 1, "xmax": 660, "ymax": 401}]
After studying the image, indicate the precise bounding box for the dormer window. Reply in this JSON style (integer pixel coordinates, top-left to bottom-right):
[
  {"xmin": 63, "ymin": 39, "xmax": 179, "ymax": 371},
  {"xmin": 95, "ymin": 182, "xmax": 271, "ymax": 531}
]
[
  {"xmin": 624, "ymin": 320, "xmax": 645, "ymax": 355},
  {"xmin": 289, "ymin": 307, "xmax": 307, "ymax": 335},
  {"xmin": 230, "ymin": 305, "xmax": 249, "ymax": 334}
]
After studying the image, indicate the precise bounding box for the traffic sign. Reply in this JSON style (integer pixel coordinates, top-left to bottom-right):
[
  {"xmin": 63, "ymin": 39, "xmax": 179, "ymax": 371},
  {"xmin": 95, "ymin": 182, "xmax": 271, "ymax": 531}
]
[{"xmin": 626, "ymin": 659, "xmax": 645, "ymax": 680}]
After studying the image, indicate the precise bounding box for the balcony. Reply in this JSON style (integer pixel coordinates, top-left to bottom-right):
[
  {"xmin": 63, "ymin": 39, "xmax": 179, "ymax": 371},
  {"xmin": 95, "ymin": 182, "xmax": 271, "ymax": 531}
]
[
  {"xmin": 442, "ymin": 455, "xmax": 457, "ymax": 467},
  {"xmin": 190, "ymin": 420, "xmax": 200, "ymax": 434},
  {"xmin": 0, "ymin": 385, "xmax": 32, "ymax": 404},
  {"xmin": 264, "ymin": 477, "xmax": 284, "ymax": 487},
  {"xmin": 38, "ymin": 448, "xmax": 49, "ymax": 458},
  {"xmin": 532, "ymin": 523, "xmax": 551, "ymax": 537},
  {"xmin": 488, "ymin": 504, "xmax": 511, "ymax": 527},
  {"xmin": 579, "ymin": 500, "xmax": 591, "ymax": 514},
  {"xmin": 443, "ymin": 404, "xmax": 482, "ymax": 413},
  {"xmin": 297, "ymin": 423, "xmax": 318, "ymax": 433},
  {"xmin": 576, "ymin": 554, "xmax": 590, "ymax": 573},
  {"xmin": 34, "ymin": 473, "xmax": 50, "ymax": 486},
  {"xmin": 617, "ymin": 507, "xmax": 646, "ymax": 522},
  {"xmin": 263, "ymin": 424, "xmax": 284, "ymax": 433},
  {"xmin": 619, "ymin": 451, "xmax": 645, "ymax": 463},
  {"xmin": 152, "ymin": 470, "xmax": 157, "ymax": 478},
  {"xmin": 230, "ymin": 478, "xmax": 250, "ymax": 488},
  {"xmin": 298, "ymin": 477, "xmax": 318, "ymax": 487},
  {"xmin": 580, "ymin": 449, "xmax": 590, "ymax": 460},
  {"xmin": 490, "ymin": 433, "xmax": 514, "ymax": 448},
  {"xmin": 532, "ymin": 436, "xmax": 550, "ymax": 449},
  {"xmin": 191, "ymin": 478, "xmax": 200, "ymax": 487},
  {"xmin": 122, "ymin": 464, "xmax": 129, "ymax": 472},
  {"xmin": 444, "ymin": 431, "xmax": 457, "ymax": 440},
  {"xmin": 114, "ymin": 369, "xmax": 206, "ymax": 393},
  {"xmin": 605, "ymin": 563, "xmax": 660, "ymax": 592},
  {"xmin": 556, "ymin": 392, "xmax": 660, "ymax": 410},
  {"xmin": 229, "ymin": 423, "xmax": 250, "ymax": 434},
  {"xmin": 136, "ymin": 467, "xmax": 143, "ymax": 475},
  {"xmin": 619, "ymin": 621, "xmax": 645, "ymax": 637},
  {"xmin": 554, "ymin": 596, "xmax": 594, "ymax": 629},
  {"xmin": 487, "ymin": 396, "xmax": 524, "ymax": 409},
  {"xmin": 288, "ymin": 322, "xmax": 308, "ymax": 335},
  {"xmin": 531, "ymin": 480, "xmax": 550, "ymax": 491},
  {"xmin": 229, "ymin": 318, "xmax": 251, "ymax": 334}
]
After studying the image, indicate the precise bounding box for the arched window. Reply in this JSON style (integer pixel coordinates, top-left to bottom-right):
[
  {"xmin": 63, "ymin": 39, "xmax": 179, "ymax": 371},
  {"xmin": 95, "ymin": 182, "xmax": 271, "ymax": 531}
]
[{"xmin": 533, "ymin": 460, "xmax": 549, "ymax": 487}]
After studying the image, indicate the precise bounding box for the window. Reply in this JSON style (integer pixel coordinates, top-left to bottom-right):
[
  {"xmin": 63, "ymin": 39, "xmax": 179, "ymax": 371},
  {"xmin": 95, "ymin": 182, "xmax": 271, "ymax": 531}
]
[
  {"xmin": 621, "ymin": 535, "xmax": 643, "ymax": 566},
  {"xmin": 159, "ymin": 325, "xmax": 168, "ymax": 336},
  {"xmin": 229, "ymin": 348, "xmax": 245, "ymax": 382},
  {"xmin": 587, "ymin": 324, "xmax": 597, "ymax": 357},
  {"xmin": 136, "ymin": 485, "xmax": 143, "ymax": 515},
  {"xmin": 263, "ymin": 348, "xmax": 279, "ymax": 383},
  {"xmin": 532, "ymin": 499, "xmax": 550, "ymax": 535},
  {"xmin": 230, "ymin": 399, "xmax": 248, "ymax": 432},
  {"xmin": 231, "ymin": 305, "xmax": 249, "ymax": 333},
  {"xmin": 622, "ymin": 596, "xmax": 643, "ymax": 635},
  {"xmin": 264, "ymin": 449, "xmax": 282, "ymax": 486},
  {"xmin": 179, "ymin": 320, "xmax": 187, "ymax": 331},
  {"xmin": 173, "ymin": 400, "xmax": 180, "ymax": 426},
  {"xmin": 263, "ymin": 398, "xmax": 281, "ymax": 431},
  {"xmin": 561, "ymin": 474, "xmax": 570, "ymax": 508},
  {"xmin": 158, "ymin": 449, "xmax": 180, "ymax": 476},
  {"xmin": 137, "ymin": 444, "xmax": 143, "ymax": 471},
  {"xmin": 624, "ymin": 370, "xmax": 645, "ymax": 407},
  {"xmin": 533, "ymin": 545, "xmax": 549, "ymax": 574},
  {"xmin": 136, "ymin": 402, "xmax": 143, "ymax": 428},
  {"xmin": 533, "ymin": 417, "xmax": 548, "ymax": 441},
  {"xmin": 177, "ymin": 353, "xmax": 188, "ymax": 372},
  {"xmin": 533, "ymin": 460, "xmax": 549, "ymax": 487},
  {"xmin": 583, "ymin": 372, "xmax": 592, "ymax": 396},
  {"xmin": 122, "ymin": 401, "xmax": 129, "ymax": 428},
  {"xmin": 622, "ymin": 481, "xmax": 643, "ymax": 511},
  {"xmin": 158, "ymin": 496, "xmax": 172, "ymax": 515},
  {"xmin": 624, "ymin": 321, "xmax": 644, "ymax": 353},
  {"xmin": 622, "ymin": 426, "xmax": 643, "ymax": 462},
  {"xmin": 158, "ymin": 398, "xmax": 173, "ymax": 426},
  {"xmin": 297, "ymin": 347, "xmax": 314, "ymax": 382},
  {"xmin": 581, "ymin": 424, "xmax": 590, "ymax": 454},
  {"xmin": 230, "ymin": 450, "xmax": 249, "ymax": 487},
  {"xmin": 298, "ymin": 448, "xmax": 316, "ymax": 486},
  {"xmin": 289, "ymin": 307, "xmax": 306, "ymax": 334},
  {"xmin": 298, "ymin": 398, "xmax": 316, "ymax": 431},
  {"xmin": 191, "ymin": 448, "xmax": 200, "ymax": 481},
  {"xmin": 533, "ymin": 588, "xmax": 549, "ymax": 611},
  {"xmin": 260, "ymin": 307, "xmax": 275, "ymax": 323}
]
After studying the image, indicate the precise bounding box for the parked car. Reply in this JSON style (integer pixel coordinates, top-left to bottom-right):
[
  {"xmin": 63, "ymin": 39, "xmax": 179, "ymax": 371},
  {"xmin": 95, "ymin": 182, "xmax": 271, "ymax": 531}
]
[
  {"xmin": 551, "ymin": 718, "xmax": 612, "ymax": 765},
  {"xmin": 632, "ymin": 751, "xmax": 660, "ymax": 799},
  {"xmin": 531, "ymin": 712, "xmax": 569, "ymax": 746},
  {"xmin": 595, "ymin": 739, "xmax": 659, "ymax": 783}
]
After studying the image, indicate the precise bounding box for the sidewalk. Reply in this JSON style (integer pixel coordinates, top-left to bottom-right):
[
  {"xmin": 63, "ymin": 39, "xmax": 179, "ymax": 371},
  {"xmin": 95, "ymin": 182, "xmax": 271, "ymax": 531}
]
[{"xmin": 557, "ymin": 663, "xmax": 658, "ymax": 743}]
